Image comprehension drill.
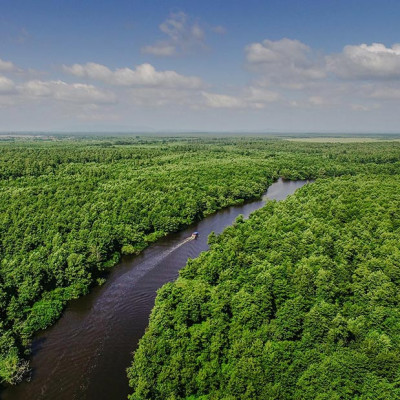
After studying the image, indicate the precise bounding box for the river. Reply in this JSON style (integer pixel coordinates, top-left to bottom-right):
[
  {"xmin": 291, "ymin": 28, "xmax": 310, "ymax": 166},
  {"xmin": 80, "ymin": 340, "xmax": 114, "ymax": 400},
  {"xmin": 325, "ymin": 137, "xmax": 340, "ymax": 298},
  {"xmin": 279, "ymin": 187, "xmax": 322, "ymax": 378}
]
[{"xmin": 2, "ymin": 178, "xmax": 309, "ymax": 400}]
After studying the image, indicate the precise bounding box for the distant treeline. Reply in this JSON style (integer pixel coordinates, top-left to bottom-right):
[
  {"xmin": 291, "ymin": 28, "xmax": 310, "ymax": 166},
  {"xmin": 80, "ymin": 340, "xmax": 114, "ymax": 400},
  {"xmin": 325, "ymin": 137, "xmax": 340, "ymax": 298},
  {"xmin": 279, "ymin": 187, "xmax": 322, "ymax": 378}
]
[{"xmin": 0, "ymin": 137, "xmax": 400, "ymax": 385}]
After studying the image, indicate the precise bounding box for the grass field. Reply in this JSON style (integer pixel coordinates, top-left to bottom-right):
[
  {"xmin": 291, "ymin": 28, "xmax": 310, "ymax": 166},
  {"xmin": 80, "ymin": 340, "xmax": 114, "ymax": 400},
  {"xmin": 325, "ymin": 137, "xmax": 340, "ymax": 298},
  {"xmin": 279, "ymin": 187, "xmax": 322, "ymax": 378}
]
[{"xmin": 286, "ymin": 137, "xmax": 400, "ymax": 143}]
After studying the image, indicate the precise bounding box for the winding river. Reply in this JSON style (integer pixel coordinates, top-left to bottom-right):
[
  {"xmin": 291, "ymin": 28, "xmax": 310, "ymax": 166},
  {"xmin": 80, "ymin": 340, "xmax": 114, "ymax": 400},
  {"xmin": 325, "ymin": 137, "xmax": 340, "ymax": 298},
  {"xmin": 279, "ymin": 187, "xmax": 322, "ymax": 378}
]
[{"xmin": 2, "ymin": 178, "xmax": 309, "ymax": 400}]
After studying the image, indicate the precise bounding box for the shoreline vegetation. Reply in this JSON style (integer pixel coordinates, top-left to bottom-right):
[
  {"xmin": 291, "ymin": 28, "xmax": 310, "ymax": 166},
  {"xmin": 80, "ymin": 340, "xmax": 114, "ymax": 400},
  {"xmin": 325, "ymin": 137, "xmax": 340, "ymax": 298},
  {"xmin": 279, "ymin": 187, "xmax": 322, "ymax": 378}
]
[{"xmin": 1, "ymin": 136, "xmax": 400, "ymax": 389}]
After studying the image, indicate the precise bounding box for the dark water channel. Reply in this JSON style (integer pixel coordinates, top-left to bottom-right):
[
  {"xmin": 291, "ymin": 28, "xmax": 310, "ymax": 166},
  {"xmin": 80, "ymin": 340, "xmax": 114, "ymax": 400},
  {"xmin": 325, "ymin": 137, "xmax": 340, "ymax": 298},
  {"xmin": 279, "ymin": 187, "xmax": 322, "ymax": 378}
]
[{"xmin": 2, "ymin": 178, "xmax": 309, "ymax": 400}]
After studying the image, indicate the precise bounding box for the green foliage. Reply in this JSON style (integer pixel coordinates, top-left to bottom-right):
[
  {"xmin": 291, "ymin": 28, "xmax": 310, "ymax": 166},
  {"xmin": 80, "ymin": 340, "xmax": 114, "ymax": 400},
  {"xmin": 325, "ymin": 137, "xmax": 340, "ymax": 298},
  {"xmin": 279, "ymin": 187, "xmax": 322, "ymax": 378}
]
[
  {"xmin": 128, "ymin": 173, "xmax": 400, "ymax": 400},
  {"xmin": 1, "ymin": 136, "xmax": 400, "ymax": 385}
]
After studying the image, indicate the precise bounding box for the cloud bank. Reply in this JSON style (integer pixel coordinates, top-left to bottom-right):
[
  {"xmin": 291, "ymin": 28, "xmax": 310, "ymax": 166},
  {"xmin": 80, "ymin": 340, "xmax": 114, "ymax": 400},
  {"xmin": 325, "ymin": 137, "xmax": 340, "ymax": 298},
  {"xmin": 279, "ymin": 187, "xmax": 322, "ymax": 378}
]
[
  {"xmin": 327, "ymin": 43, "xmax": 400, "ymax": 79},
  {"xmin": 245, "ymin": 38, "xmax": 326, "ymax": 87},
  {"xmin": 21, "ymin": 80, "xmax": 116, "ymax": 104},
  {"xmin": 1, "ymin": 34, "xmax": 400, "ymax": 131},
  {"xmin": 63, "ymin": 62, "xmax": 204, "ymax": 89}
]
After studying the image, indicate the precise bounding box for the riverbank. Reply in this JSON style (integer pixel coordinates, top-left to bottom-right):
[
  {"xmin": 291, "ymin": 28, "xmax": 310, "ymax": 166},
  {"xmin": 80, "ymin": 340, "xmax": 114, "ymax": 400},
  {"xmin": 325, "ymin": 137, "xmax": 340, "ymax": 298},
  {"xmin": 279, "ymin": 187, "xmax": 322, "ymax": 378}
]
[{"xmin": 2, "ymin": 179, "xmax": 309, "ymax": 400}]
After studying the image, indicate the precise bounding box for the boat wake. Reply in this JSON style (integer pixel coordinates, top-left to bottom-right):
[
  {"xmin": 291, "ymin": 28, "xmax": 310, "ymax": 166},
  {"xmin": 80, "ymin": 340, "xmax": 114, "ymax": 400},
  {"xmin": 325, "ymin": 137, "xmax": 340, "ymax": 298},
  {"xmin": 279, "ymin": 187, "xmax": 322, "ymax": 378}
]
[{"xmin": 69, "ymin": 235, "xmax": 197, "ymax": 398}]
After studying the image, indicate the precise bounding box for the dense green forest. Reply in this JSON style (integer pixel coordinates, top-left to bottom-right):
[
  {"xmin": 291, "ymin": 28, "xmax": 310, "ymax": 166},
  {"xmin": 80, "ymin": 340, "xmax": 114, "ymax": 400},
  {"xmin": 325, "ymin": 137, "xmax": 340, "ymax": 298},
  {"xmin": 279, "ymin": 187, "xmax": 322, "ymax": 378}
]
[
  {"xmin": 128, "ymin": 174, "xmax": 400, "ymax": 399},
  {"xmin": 126, "ymin": 139, "xmax": 400, "ymax": 399},
  {"xmin": 1, "ymin": 137, "xmax": 400, "ymax": 387}
]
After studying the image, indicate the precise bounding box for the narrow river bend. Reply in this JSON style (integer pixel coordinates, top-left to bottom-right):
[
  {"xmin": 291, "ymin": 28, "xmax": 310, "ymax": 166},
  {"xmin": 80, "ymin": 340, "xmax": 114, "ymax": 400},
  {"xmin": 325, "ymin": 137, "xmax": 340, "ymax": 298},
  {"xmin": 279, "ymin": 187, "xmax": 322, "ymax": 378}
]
[{"xmin": 2, "ymin": 178, "xmax": 309, "ymax": 400}]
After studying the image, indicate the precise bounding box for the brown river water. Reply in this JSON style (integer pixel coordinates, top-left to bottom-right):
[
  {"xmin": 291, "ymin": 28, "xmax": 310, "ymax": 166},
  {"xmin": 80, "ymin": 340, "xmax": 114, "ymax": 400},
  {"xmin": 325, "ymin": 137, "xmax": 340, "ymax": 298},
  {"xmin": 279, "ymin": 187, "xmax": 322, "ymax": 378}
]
[{"xmin": 1, "ymin": 178, "xmax": 309, "ymax": 400}]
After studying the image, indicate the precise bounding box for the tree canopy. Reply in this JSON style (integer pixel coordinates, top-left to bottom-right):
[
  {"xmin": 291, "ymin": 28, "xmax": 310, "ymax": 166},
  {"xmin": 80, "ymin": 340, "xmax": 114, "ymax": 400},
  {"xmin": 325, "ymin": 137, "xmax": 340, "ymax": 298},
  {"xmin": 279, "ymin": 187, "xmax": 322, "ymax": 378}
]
[
  {"xmin": 1, "ymin": 136, "xmax": 400, "ymax": 387},
  {"xmin": 128, "ymin": 174, "xmax": 400, "ymax": 399}
]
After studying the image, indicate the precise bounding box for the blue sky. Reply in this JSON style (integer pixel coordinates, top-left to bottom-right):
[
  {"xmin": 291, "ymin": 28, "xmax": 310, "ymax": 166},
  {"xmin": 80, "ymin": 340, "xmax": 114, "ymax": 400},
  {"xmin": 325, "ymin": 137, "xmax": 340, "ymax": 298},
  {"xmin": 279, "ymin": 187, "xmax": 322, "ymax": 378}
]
[{"xmin": 1, "ymin": 0, "xmax": 400, "ymax": 132}]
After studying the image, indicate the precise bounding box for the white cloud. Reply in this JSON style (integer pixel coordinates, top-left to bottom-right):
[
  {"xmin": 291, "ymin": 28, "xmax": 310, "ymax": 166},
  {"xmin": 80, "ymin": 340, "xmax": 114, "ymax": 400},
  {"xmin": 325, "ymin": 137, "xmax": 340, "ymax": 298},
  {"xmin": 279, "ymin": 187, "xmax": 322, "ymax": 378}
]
[
  {"xmin": 327, "ymin": 43, "xmax": 400, "ymax": 79},
  {"xmin": 245, "ymin": 38, "xmax": 326, "ymax": 85},
  {"xmin": 202, "ymin": 87, "xmax": 280, "ymax": 109},
  {"xmin": 63, "ymin": 62, "xmax": 203, "ymax": 89},
  {"xmin": 19, "ymin": 80, "xmax": 116, "ymax": 104},
  {"xmin": 246, "ymin": 39, "xmax": 400, "ymax": 85},
  {"xmin": 245, "ymin": 86, "xmax": 281, "ymax": 103},
  {"xmin": 126, "ymin": 86, "xmax": 280, "ymax": 111},
  {"xmin": 0, "ymin": 76, "xmax": 16, "ymax": 93},
  {"xmin": 63, "ymin": 62, "xmax": 112, "ymax": 81},
  {"xmin": 247, "ymin": 39, "xmax": 400, "ymax": 83},
  {"xmin": 3, "ymin": 38, "xmax": 400, "ymax": 131},
  {"xmin": 246, "ymin": 38, "xmax": 309, "ymax": 64},
  {"xmin": 141, "ymin": 12, "xmax": 209, "ymax": 56},
  {"xmin": 0, "ymin": 75, "xmax": 17, "ymax": 108},
  {"xmin": 0, "ymin": 58, "xmax": 16, "ymax": 72},
  {"xmin": 243, "ymin": 38, "xmax": 400, "ymax": 112},
  {"xmin": 202, "ymin": 92, "xmax": 246, "ymax": 108}
]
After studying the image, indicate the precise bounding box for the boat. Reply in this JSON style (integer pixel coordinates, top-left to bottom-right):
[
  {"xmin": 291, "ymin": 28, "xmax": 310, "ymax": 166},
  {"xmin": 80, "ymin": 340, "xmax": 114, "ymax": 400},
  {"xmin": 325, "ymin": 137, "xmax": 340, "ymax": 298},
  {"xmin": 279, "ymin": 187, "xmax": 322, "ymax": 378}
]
[{"xmin": 191, "ymin": 232, "xmax": 199, "ymax": 239}]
